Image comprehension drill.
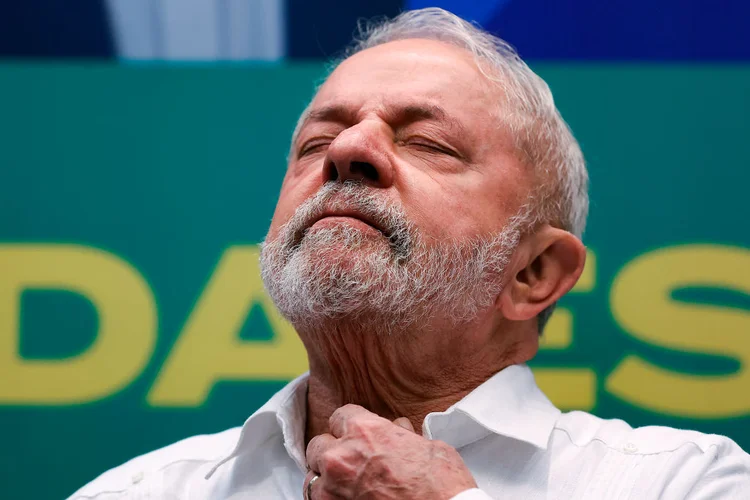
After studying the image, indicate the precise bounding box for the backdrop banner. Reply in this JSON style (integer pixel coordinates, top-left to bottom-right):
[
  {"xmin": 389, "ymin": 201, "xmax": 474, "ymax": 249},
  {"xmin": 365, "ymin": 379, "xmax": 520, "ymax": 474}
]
[{"xmin": 1, "ymin": 63, "xmax": 748, "ymax": 499}]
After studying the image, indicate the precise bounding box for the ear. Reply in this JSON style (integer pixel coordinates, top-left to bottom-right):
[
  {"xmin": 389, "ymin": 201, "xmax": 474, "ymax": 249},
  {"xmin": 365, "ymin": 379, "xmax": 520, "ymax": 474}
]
[{"xmin": 498, "ymin": 225, "xmax": 586, "ymax": 322}]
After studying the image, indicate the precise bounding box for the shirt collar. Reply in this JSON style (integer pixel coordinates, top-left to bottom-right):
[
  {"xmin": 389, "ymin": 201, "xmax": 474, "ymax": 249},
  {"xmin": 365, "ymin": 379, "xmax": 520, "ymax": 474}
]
[
  {"xmin": 423, "ymin": 364, "xmax": 561, "ymax": 450},
  {"xmin": 205, "ymin": 372, "xmax": 310, "ymax": 479},
  {"xmin": 206, "ymin": 364, "xmax": 560, "ymax": 479}
]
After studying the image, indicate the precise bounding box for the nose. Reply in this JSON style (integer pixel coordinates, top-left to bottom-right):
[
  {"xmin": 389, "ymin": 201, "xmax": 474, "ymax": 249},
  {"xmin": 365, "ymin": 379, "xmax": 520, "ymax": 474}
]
[{"xmin": 322, "ymin": 122, "xmax": 394, "ymax": 188}]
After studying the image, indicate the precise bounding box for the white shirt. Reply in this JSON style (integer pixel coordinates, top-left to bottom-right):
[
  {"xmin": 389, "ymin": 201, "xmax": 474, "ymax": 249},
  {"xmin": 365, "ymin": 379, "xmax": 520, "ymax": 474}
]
[{"xmin": 69, "ymin": 364, "xmax": 750, "ymax": 499}]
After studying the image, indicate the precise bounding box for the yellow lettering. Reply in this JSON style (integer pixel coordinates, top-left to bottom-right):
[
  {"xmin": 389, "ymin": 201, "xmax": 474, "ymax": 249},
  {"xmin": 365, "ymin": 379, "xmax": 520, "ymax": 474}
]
[
  {"xmin": 534, "ymin": 369, "xmax": 597, "ymax": 410},
  {"xmin": 542, "ymin": 308, "xmax": 573, "ymax": 349},
  {"xmin": 0, "ymin": 244, "xmax": 156, "ymax": 404},
  {"xmin": 148, "ymin": 246, "xmax": 307, "ymax": 407},
  {"xmin": 607, "ymin": 244, "xmax": 750, "ymax": 418}
]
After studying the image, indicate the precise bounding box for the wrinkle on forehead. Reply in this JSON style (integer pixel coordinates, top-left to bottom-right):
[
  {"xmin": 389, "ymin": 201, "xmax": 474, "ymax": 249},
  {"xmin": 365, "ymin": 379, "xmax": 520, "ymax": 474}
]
[
  {"xmin": 296, "ymin": 40, "xmax": 503, "ymax": 138},
  {"xmin": 301, "ymin": 101, "xmax": 470, "ymax": 139},
  {"xmin": 289, "ymin": 38, "xmax": 522, "ymax": 178}
]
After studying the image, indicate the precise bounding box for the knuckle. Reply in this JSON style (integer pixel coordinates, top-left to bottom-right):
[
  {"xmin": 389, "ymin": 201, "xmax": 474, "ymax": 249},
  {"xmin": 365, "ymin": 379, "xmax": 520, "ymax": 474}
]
[
  {"xmin": 306, "ymin": 436, "xmax": 318, "ymax": 454},
  {"xmin": 348, "ymin": 418, "xmax": 366, "ymax": 433},
  {"xmin": 330, "ymin": 404, "xmax": 359, "ymax": 425},
  {"xmin": 329, "ymin": 407, "xmax": 348, "ymax": 428},
  {"xmin": 349, "ymin": 416, "xmax": 380, "ymax": 435},
  {"xmin": 319, "ymin": 448, "xmax": 340, "ymax": 472},
  {"xmin": 306, "ymin": 436, "xmax": 323, "ymax": 460},
  {"xmin": 320, "ymin": 449, "xmax": 355, "ymax": 480},
  {"xmin": 331, "ymin": 403, "xmax": 356, "ymax": 421}
]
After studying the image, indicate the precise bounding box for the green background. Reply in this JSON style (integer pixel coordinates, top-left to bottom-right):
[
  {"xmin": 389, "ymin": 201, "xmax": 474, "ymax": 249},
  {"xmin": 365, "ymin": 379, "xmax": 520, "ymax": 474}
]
[{"xmin": 0, "ymin": 63, "xmax": 749, "ymax": 499}]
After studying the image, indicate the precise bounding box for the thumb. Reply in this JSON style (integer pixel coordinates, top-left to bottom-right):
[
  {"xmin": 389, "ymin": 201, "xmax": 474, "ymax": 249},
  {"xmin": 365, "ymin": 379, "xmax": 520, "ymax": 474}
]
[{"xmin": 392, "ymin": 417, "xmax": 416, "ymax": 432}]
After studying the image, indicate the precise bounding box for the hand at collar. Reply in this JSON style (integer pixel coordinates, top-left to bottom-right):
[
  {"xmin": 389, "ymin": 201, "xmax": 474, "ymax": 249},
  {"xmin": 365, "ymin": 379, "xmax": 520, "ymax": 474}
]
[{"xmin": 304, "ymin": 404, "xmax": 477, "ymax": 500}]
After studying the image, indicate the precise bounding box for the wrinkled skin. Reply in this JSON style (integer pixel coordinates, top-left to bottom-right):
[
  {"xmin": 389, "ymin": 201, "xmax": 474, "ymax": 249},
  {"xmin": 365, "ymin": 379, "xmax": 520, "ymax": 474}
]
[
  {"xmin": 260, "ymin": 37, "xmax": 586, "ymax": 500},
  {"xmin": 304, "ymin": 405, "xmax": 477, "ymax": 500}
]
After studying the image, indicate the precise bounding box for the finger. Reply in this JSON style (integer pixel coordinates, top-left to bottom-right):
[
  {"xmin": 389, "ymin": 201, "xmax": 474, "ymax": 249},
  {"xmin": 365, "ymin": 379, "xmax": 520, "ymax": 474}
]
[
  {"xmin": 392, "ymin": 417, "xmax": 415, "ymax": 432},
  {"xmin": 302, "ymin": 470, "xmax": 322, "ymax": 500},
  {"xmin": 305, "ymin": 433, "xmax": 337, "ymax": 474},
  {"xmin": 329, "ymin": 403, "xmax": 375, "ymax": 437}
]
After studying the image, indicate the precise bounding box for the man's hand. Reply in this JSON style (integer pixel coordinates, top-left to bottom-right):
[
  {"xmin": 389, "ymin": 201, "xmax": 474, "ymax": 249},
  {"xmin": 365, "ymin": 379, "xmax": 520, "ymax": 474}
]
[{"xmin": 304, "ymin": 404, "xmax": 477, "ymax": 499}]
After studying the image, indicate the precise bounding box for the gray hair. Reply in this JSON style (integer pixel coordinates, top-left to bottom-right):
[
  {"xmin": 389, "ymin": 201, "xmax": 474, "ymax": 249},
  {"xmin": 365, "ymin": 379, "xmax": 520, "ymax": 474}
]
[{"xmin": 293, "ymin": 8, "xmax": 589, "ymax": 332}]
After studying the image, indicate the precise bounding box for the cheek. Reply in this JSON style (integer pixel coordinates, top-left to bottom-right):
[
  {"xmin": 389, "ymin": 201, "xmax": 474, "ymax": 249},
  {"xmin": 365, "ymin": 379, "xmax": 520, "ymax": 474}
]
[
  {"xmin": 401, "ymin": 173, "xmax": 498, "ymax": 240},
  {"xmin": 267, "ymin": 168, "xmax": 322, "ymax": 238}
]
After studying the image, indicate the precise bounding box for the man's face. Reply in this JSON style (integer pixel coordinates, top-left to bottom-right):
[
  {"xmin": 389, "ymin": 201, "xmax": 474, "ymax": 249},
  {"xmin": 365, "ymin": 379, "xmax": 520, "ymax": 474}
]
[{"xmin": 261, "ymin": 39, "xmax": 532, "ymax": 332}]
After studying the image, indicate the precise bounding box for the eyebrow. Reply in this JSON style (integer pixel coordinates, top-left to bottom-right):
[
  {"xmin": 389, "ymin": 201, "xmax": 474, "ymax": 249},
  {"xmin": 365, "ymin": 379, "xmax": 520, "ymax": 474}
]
[
  {"xmin": 295, "ymin": 102, "xmax": 468, "ymax": 142},
  {"xmin": 305, "ymin": 104, "xmax": 357, "ymax": 126}
]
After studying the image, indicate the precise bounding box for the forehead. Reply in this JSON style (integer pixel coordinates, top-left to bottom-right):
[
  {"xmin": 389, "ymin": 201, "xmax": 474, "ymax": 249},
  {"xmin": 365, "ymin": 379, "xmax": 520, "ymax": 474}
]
[{"xmin": 311, "ymin": 39, "xmax": 497, "ymax": 119}]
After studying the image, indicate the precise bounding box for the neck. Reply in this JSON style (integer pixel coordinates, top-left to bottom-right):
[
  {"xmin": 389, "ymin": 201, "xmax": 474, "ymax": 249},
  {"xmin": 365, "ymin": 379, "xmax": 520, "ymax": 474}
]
[{"xmin": 300, "ymin": 316, "xmax": 536, "ymax": 443}]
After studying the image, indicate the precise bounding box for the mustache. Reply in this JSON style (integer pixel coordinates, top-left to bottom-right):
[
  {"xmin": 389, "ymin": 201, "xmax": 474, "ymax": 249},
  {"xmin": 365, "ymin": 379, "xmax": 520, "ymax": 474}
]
[{"xmin": 280, "ymin": 181, "xmax": 413, "ymax": 260}]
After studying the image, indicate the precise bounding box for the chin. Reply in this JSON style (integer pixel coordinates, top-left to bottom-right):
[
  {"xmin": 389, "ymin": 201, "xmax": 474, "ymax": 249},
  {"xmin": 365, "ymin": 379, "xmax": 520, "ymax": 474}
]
[
  {"xmin": 296, "ymin": 229, "xmax": 393, "ymax": 269},
  {"xmin": 295, "ymin": 250, "xmax": 389, "ymax": 292},
  {"xmin": 267, "ymin": 254, "xmax": 401, "ymax": 327}
]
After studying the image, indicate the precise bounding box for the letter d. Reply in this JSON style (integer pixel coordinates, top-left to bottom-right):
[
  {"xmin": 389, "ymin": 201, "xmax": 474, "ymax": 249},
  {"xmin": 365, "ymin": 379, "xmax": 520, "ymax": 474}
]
[{"xmin": 0, "ymin": 244, "xmax": 156, "ymax": 405}]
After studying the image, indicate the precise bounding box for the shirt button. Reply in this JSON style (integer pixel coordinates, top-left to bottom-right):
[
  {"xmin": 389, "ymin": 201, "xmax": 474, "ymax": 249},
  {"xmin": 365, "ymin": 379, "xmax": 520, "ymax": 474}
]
[
  {"xmin": 131, "ymin": 472, "xmax": 144, "ymax": 484},
  {"xmin": 623, "ymin": 443, "xmax": 638, "ymax": 454}
]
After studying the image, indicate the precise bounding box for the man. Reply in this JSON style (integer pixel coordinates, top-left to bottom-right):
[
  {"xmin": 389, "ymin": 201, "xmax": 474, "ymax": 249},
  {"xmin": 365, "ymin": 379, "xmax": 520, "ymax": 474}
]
[{"xmin": 69, "ymin": 7, "xmax": 750, "ymax": 500}]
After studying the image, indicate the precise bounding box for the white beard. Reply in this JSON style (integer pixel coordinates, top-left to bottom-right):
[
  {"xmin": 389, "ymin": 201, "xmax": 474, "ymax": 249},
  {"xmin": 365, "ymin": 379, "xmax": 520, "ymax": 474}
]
[{"xmin": 260, "ymin": 181, "xmax": 528, "ymax": 335}]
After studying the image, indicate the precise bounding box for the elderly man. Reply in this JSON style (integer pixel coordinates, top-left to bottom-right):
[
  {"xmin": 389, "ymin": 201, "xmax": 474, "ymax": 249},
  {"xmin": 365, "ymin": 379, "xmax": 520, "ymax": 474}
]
[{"xmin": 70, "ymin": 7, "xmax": 749, "ymax": 500}]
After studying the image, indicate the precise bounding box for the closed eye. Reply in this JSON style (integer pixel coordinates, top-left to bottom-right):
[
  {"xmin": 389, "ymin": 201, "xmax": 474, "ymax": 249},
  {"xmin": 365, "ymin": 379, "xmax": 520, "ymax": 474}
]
[
  {"xmin": 298, "ymin": 139, "xmax": 332, "ymax": 157},
  {"xmin": 403, "ymin": 138, "xmax": 460, "ymax": 158}
]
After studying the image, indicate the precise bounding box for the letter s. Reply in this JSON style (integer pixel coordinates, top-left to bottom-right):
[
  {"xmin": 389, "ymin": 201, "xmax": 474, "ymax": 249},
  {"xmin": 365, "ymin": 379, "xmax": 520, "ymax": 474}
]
[{"xmin": 607, "ymin": 244, "xmax": 750, "ymax": 418}]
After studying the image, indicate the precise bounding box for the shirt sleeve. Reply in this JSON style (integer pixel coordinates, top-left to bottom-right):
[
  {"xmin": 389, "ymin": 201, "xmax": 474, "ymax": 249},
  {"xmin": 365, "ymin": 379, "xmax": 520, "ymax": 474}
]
[
  {"xmin": 450, "ymin": 488, "xmax": 495, "ymax": 500},
  {"xmin": 685, "ymin": 440, "xmax": 750, "ymax": 500}
]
